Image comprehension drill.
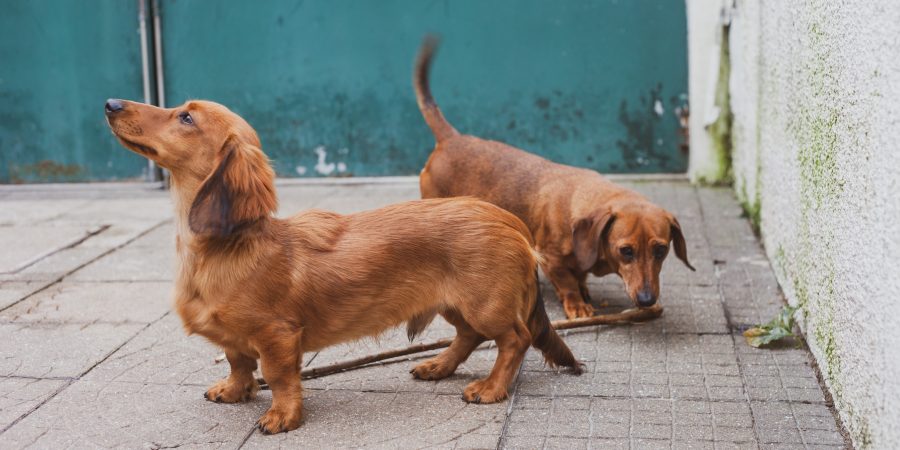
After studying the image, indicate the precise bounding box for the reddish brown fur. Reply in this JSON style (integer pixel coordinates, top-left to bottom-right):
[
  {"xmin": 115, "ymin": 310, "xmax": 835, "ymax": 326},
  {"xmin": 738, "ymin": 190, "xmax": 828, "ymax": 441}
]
[
  {"xmin": 105, "ymin": 99, "xmax": 579, "ymax": 434},
  {"xmin": 414, "ymin": 38, "xmax": 695, "ymax": 319}
]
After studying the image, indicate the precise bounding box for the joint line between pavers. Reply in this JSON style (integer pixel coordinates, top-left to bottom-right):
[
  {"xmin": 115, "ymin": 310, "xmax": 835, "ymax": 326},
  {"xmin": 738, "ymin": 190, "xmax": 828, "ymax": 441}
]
[
  {"xmin": 744, "ymin": 262, "xmax": 809, "ymax": 449},
  {"xmin": 495, "ymin": 355, "xmax": 527, "ymax": 450},
  {"xmin": 664, "ymin": 328, "xmax": 676, "ymax": 446},
  {"xmin": 628, "ymin": 325, "xmax": 635, "ymax": 450},
  {"xmin": 0, "ymin": 219, "xmax": 171, "ymax": 315},
  {"xmin": 586, "ymin": 326, "xmax": 601, "ymax": 446},
  {"xmin": 694, "ymin": 185, "xmax": 764, "ymax": 448},
  {"xmin": 0, "ymin": 379, "xmax": 77, "ymax": 436},
  {"xmin": 5, "ymin": 224, "xmax": 112, "ymax": 275},
  {"xmin": 236, "ymin": 422, "xmax": 259, "ymax": 449},
  {"xmin": 0, "ymin": 375, "xmax": 75, "ymax": 382},
  {"xmin": 0, "ymin": 311, "xmax": 169, "ymax": 436}
]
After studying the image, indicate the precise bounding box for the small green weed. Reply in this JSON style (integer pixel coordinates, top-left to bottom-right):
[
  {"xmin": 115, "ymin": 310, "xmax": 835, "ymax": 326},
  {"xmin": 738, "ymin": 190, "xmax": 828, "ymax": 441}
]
[{"xmin": 743, "ymin": 305, "xmax": 798, "ymax": 348}]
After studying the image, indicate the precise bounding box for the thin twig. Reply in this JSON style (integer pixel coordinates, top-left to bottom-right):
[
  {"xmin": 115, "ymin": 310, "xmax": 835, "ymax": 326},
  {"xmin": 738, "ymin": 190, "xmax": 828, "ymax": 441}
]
[{"xmin": 296, "ymin": 305, "xmax": 663, "ymax": 380}]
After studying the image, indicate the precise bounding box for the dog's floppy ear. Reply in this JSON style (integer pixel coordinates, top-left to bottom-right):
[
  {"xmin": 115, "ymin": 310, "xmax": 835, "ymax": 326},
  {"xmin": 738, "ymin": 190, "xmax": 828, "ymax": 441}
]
[
  {"xmin": 669, "ymin": 216, "xmax": 695, "ymax": 271},
  {"xmin": 572, "ymin": 210, "xmax": 615, "ymax": 272},
  {"xmin": 189, "ymin": 134, "xmax": 277, "ymax": 237}
]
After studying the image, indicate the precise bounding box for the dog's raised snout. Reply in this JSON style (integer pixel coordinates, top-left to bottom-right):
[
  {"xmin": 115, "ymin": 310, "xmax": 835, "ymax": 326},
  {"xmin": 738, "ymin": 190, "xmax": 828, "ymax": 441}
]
[
  {"xmin": 636, "ymin": 289, "xmax": 656, "ymax": 308},
  {"xmin": 105, "ymin": 99, "xmax": 124, "ymax": 115}
]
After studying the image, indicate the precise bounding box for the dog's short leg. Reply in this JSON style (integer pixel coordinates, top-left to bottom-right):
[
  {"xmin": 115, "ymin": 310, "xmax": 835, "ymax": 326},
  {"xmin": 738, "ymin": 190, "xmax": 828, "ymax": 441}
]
[
  {"xmin": 205, "ymin": 349, "xmax": 259, "ymax": 403},
  {"xmin": 577, "ymin": 274, "xmax": 593, "ymax": 304},
  {"xmin": 411, "ymin": 310, "xmax": 485, "ymax": 381},
  {"xmin": 462, "ymin": 322, "xmax": 530, "ymax": 404},
  {"xmin": 255, "ymin": 326, "xmax": 304, "ymax": 434},
  {"xmin": 548, "ymin": 267, "xmax": 595, "ymax": 319},
  {"xmin": 576, "ymin": 274, "xmax": 607, "ymax": 308}
]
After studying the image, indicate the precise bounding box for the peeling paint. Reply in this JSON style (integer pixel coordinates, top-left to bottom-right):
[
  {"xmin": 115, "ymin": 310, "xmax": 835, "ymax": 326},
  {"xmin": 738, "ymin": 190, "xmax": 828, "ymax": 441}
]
[
  {"xmin": 9, "ymin": 160, "xmax": 83, "ymax": 183},
  {"xmin": 313, "ymin": 146, "xmax": 336, "ymax": 176},
  {"xmin": 615, "ymin": 84, "xmax": 680, "ymax": 171}
]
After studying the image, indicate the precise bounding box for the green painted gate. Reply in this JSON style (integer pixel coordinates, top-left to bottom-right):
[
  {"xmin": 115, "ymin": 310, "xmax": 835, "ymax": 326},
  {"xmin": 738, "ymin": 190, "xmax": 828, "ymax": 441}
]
[
  {"xmin": 0, "ymin": 1, "xmax": 148, "ymax": 183},
  {"xmin": 1, "ymin": 0, "xmax": 687, "ymax": 182}
]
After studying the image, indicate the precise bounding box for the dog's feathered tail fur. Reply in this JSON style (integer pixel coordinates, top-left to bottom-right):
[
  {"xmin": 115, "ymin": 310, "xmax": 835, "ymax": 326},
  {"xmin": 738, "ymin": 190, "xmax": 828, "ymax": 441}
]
[
  {"xmin": 526, "ymin": 269, "xmax": 583, "ymax": 374},
  {"xmin": 414, "ymin": 35, "xmax": 458, "ymax": 142}
]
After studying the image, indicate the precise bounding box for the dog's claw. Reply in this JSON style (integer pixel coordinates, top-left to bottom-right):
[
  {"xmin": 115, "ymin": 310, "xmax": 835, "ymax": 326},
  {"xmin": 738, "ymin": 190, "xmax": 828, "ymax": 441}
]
[
  {"xmin": 203, "ymin": 391, "xmax": 209, "ymax": 400},
  {"xmin": 462, "ymin": 393, "xmax": 481, "ymax": 404}
]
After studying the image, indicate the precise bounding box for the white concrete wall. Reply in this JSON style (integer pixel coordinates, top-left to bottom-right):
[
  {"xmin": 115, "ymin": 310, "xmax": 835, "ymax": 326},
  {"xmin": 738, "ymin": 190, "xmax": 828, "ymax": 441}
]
[
  {"xmin": 686, "ymin": 0, "xmax": 728, "ymax": 183},
  {"xmin": 723, "ymin": 1, "xmax": 900, "ymax": 448}
]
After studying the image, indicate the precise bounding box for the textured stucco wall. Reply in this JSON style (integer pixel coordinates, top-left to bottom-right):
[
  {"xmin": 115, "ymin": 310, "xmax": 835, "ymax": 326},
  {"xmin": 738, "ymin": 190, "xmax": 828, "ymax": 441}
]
[
  {"xmin": 686, "ymin": 0, "xmax": 729, "ymax": 183},
  {"xmin": 727, "ymin": 1, "xmax": 900, "ymax": 448}
]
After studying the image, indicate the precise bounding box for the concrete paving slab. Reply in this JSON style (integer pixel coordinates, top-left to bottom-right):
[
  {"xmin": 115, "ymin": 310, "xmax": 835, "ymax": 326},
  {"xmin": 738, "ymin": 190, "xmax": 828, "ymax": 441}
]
[
  {"xmin": 126, "ymin": 223, "xmax": 176, "ymax": 249},
  {"xmin": 0, "ymin": 380, "xmax": 266, "ymax": 449},
  {"xmin": 3, "ymin": 246, "xmax": 112, "ymax": 282},
  {"xmin": 0, "ymin": 281, "xmax": 171, "ymax": 325},
  {"xmin": 242, "ymin": 390, "xmax": 506, "ymax": 449},
  {"xmin": 0, "ymin": 322, "xmax": 145, "ymax": 378},
  {"xmin": 0, "ymin": 180, "xmax": 850, "ymax": 448},
  {"xmin": 0, "ymin": 226, "xmax": 100, "ymax": 274},
  {"xmin": 0, "ymin": 377, "xmax": 66, "ymax": 431},
  {"xmin": 0, "ymin": 199, "xmax": 91, "ymax": 226},
  {"xmin": 0, "ymin": 281, "xmax": 52, "ymax": 311},
  {"xmin": 81, "ymin": 314, "xmax": 224, "ymax": 386},
  {"xmin": 67, "ymin": 242, "xmax": 176, "ymax": 282},
  {"xmin": 51, "ymin": 198, "xmax": 172, "ymax": 226}
]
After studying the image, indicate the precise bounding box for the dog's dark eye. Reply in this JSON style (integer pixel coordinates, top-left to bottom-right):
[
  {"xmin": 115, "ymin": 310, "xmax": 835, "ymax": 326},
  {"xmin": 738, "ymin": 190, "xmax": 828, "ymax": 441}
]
[
  {"xmin": 179, "ymin": 112, "xmax": 193, "ymax": 125},
  {"xmin": 653, "ymin": 244, "xmax": 668, "ymax": 260},
  {"xmin": 619, "ymin": 246, "xmax": 634, "ymax": 260}
]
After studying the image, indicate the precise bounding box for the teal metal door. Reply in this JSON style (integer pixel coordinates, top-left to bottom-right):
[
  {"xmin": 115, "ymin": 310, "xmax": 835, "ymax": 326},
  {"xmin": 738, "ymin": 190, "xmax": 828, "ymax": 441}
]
[
  {"xmin": 1, "ymin": 1, "xmax": 687, "ymax": 182},
  {"xmin": 0, "ymin": 1, "xmax": 148, "ymax": 183},
  {"xmin": 161, "ymin": 0, "xmax": 687, "ymax": 177}
]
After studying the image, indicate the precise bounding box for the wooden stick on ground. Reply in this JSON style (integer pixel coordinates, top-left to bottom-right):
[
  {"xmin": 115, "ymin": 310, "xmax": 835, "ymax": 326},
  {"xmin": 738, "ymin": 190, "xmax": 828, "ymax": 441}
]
[{"xmin": 295, "ymin": 305, "xmax": 663, "ymax": 380}]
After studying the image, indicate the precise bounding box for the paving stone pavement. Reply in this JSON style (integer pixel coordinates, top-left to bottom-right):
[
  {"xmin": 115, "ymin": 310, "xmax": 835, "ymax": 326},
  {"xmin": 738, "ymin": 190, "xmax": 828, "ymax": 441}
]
[{"xmin": 0, "ymin": 179, "xmax": 849, "ymax": 449}]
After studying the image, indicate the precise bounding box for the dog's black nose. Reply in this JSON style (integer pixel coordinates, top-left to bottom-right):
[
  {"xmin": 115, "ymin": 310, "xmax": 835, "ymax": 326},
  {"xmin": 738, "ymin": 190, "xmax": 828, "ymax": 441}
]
[
  {"xmin": 105, "ymin": 99, "xmax": 124, "ymax": 115},
  {"xmin": 636, "ymin": 290, "xmax": 656, "ymax": 307}
]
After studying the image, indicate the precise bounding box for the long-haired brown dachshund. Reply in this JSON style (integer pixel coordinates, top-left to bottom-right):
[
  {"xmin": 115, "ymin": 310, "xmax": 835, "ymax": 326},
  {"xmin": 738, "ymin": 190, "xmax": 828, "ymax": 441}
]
[
  {"xmin": 414, "ymin": 37, "xmax": 695, "ymax": 319},
  {"xmin": 104, "ymin": 98, "xmax": 580, "ymax": 434}
]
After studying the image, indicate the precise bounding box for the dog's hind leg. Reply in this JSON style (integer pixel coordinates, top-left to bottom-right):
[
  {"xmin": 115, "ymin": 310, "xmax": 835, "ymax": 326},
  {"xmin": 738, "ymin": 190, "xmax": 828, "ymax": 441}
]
[
  {"xmin": 461, "ymin": 320, "xmax": 530, "ymax": 404},
  {"xmin": 461, "ymin": 323, "xmax": 530, "ymax": 404},
  {"xmin": 411, "ymin": 309, "xmax": 485, "ymax": 381}
]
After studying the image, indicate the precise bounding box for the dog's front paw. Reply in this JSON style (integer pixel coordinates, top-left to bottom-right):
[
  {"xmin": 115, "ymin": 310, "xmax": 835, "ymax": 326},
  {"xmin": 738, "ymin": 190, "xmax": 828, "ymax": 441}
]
[
  {"xmin": 410, "ymin": 358, "xmax": 455, "ymax": 381},
  {"xmin": 256, "ymin": 406, "xmax": 302, "ymax": 434},
  {"xmin": 204, "ymin": 377, "xmax": 258, "ymax": 403},
  {"xmin": 563, "ymin": 300, "xmax": 594, "ymax": 319},
  {"xmin": 462, "ymin": 379, "xmax": 508, "ymax": 404}
]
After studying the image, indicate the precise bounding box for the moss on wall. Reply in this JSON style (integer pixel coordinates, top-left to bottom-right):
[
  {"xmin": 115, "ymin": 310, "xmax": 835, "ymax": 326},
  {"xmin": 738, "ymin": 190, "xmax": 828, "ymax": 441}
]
[
  {"xmin": 699, "ymin": 23, "xmax": 734, "ymax": 186},
  {"xmin": 773, "ymin": 6, "xmax": 873, "ymax": 447}
]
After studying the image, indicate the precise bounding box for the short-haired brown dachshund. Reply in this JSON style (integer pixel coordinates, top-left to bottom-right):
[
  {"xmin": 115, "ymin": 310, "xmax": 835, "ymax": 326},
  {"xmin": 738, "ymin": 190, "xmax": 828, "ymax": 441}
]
[
  {"xmin": 104, "ymin": 98, "xmax": 580, "ymax": 434},
  {"xmin": 414, "ymin": 38, "xmax": 695, "ymax": 319}
]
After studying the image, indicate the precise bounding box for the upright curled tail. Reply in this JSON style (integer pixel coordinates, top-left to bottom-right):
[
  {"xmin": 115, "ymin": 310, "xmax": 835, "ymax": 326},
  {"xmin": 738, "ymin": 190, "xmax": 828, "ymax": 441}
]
[{"xmin": 414, "ymin": 35, "xmax": 459, "ymax": 142}]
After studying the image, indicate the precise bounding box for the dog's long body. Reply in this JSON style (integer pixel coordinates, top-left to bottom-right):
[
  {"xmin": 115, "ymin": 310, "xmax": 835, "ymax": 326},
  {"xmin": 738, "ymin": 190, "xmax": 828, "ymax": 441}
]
[
  {"xmin": 105, "ymin": 99, "xmax": 579, "ymax": 434},
  {"xmin": 178, "ymin": 198, "xmax": 549, "ymax": 355},
  {"xmin": 414, "ymin": 38, "xmax": 695, "ymax": 319}
]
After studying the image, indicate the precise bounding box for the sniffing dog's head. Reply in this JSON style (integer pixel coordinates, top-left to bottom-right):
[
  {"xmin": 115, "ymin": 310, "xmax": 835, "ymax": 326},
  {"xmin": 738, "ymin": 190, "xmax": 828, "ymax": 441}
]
[
  {"xmin": 105, "ymin": 99, "xmax": 276, "ymax": 237},
  {"xmin": 572, "ymin": 204, "xmax": 694, "ymax": 308}
]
